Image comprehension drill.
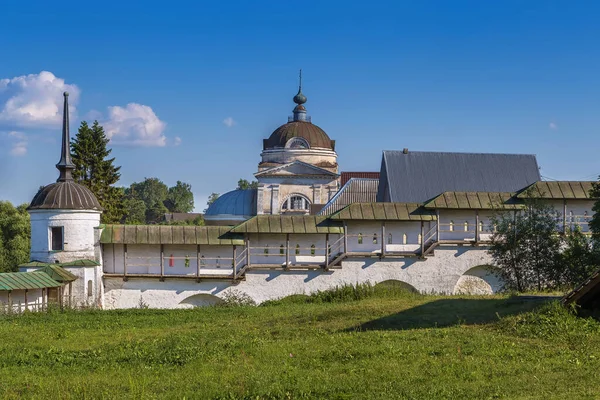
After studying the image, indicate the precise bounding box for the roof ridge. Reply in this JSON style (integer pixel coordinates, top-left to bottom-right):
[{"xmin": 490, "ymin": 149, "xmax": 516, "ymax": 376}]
[{"xmin": 382, "ymin": 150, "xmax": 538, "ymax": 157}]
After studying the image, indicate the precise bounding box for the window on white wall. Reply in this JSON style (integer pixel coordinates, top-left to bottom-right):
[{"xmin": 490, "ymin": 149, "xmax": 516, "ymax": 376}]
[
  {"xmin": 281, "ymin": 195, "xmax": 310, "ymax": 212},
  {"xmin": 280, "ymin": 245, "xmax": 284, "ymax": 255},
  {"xmin": 402, "ymin": 233, "xmax": 407, "ymax": 244},
  {"xmin": 464, "ymin": 221, "xmax": 468, "ymax": 232},
  {"xmin": 87, "ymin": 280, "xmax": 93, "ymax": 297},
  {"xmin": 449, "ymin": 221, "xmax": 454, "ymax": 232},
  {"xmin": 50, "ymin": 227, "xmax": 64, "ymax": 251},
  {"xmin": 295, "ymin": 244, "xmax": 300, "ymax": 255},
  {"xmin": 358, "ymin": 233, "xmax": 363, "ymax": 244},
  {"xmin": 388, "ymin": 233, "xmax": 392, "ymax": 244},
  {"xmin": 372, "ymin": 234, "xmax": 378, "ymax": 244},
  {"xmin": 311, "ymin": 244, "xmax": 316, "ymax": 256}
]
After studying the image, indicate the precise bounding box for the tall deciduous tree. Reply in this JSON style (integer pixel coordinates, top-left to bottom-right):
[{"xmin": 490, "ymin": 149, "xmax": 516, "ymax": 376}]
[
  {"xmin": 71, "ymin": 120, "xmax": 124, "ymax": 223},
  {"xmin": 489, "ymin": 197, "xmax": 562, "ymax": 292},
  {"xmin": 165, "ymin": 181, "xmax": 194, "ymax": 213},
  {"xmin": 0, "ymin": 202, "xmax": 30, "ymax": 272},
  {"xmin": 125, "ymin": 178, "xmax": 196, "ymax": 223}
]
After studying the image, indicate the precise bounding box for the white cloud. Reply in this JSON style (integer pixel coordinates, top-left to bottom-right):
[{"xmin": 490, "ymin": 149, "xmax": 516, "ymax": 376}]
[
  {"xmin": 0, "ymin": 71, "xmax": 79, "ymax": 129},
  {"xmin": 223, "ymin": 117, "xmax": 236, "ymax": 128},
  {"xmin": 103, "ymin": 103, "xmax": 167, "ymax": 147},
  {"xmin": 173, "ymin": 136, "xmax": 182, "ymax": 146},
  {"xmin": 549, "ymin": 122, "xmax": 558, "ymax": 130},
  {"xmin": 7, "ymin": 131, "xmax": 27, "ymax": 156}
]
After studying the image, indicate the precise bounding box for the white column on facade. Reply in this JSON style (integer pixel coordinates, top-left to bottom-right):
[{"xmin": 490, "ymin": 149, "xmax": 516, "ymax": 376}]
[
  {"xmin": 256, "ymin": 184, "xmax": 265, "ymax": 215},
  {"xmin": 271, "ymin": 185, "xmax": 280, "ymax": 215},
  {"xmin": 313, "ymin": 184, "xmax": 322, "ymax": 204}
]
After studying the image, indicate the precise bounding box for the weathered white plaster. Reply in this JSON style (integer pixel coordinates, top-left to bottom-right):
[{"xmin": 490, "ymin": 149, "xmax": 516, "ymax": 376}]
[
  {"xmin": 29, "ymin": 209, "xmax": 101, "ymax": 263},
  {"xmin": 103, "ymin": 246, "xmax": 494, "ymax": 309}
]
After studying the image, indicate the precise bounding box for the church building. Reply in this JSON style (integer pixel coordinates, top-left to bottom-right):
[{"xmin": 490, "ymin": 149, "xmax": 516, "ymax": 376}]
[{"xmin": 4, "ymin": 79, "xmax": 597, "ymax": 310}]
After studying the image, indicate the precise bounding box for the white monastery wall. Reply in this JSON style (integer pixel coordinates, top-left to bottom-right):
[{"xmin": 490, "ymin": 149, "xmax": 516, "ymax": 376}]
[
  {"xmin": 102, "ymin": 246, "xmax": 496, "ymax": 309},
  {"xmin": 0, "ymin": 289, "xmax": 44, "ymax": 311},
  {"xmin": 29, "ymin": 210, "xmax": 101, "ymax": 263}
]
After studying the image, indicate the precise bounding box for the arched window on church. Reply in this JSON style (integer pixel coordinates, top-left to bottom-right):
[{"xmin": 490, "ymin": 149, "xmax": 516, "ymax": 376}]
[{"xmin": 281, "ymin": 195, "xmax": 310, "ymax": 212}]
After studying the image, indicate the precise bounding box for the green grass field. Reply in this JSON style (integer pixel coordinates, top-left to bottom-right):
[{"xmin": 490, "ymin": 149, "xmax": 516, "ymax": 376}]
[{"xmin": 1, "ymin": 284, "xmax": 599, "ymax": 399}]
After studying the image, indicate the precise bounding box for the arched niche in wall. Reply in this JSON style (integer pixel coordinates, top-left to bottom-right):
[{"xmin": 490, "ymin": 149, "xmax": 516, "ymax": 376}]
[
  {"xmin": 453, "ymin": 265, "xmax": 503, "ymax": 295},
  {"xmin": 374, "ymin": 280, "xmax": 418, "ymax": 293},
  {"xmin": 179, "ymin": 294, "xmax": 225, "ymax": 308}
]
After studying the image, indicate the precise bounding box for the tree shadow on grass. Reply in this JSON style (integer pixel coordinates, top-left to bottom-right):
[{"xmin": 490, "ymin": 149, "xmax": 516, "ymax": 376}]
[{"xmin": 346, "ymin": 296, "xmax": 555, "ymax": 331}]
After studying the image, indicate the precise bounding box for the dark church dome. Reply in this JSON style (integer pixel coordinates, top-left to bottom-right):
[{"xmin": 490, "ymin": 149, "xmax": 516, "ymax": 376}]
[
  {"xmin": 29, "ymin": 181, "xmax": 103, "ymax": 211},
  {"xmin": 264, "ymin": 121, "xmax": 334, "ymax": 150}
]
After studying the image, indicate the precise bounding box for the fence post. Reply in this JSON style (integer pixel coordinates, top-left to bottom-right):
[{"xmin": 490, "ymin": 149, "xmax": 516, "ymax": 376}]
[{"xmin": 381, "ymin": 222, "xmax": 386, "ymax": 258}]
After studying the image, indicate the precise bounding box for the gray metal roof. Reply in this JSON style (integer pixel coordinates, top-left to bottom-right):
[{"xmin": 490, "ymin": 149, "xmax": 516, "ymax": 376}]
[
  {"xmin": 319, "ymin": 178, "xmax": 379, "ymax": 215},
  {"xmin": 203, "ymin": 189, "xmax": 257, "ymax": 218},
  {"xmin": 377, "ymin": 150, "xmax": 541, "ymax": 203}
]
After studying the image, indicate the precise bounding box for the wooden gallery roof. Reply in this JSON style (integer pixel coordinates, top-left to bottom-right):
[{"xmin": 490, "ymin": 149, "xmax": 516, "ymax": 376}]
[
  {"xmin": 423, "ymin": 192, "xmax": 524, "ymax": 210},
  {"xmin": 517, "ymin": 181, "xmax": 597, "ymax": 200},
  {"xmin": 100, "ymin": 225, "xmax": 245, "ymax": 245},
  {"xmin": 230, "ymin": 215, "xmax": 344, "ymax": 234},
  {"xmin": 329, "ymin": 203, "xmax": 436, "ymax": 221}
]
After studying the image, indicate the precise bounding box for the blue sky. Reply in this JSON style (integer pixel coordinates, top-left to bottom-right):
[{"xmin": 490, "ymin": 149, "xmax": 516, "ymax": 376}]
[{"xmin": 1, "ymin": 0, "xmax": 599, "ymax": 210}]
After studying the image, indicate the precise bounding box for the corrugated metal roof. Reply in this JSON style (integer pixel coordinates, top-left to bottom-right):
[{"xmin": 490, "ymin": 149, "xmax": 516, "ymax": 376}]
[
  {"xmin": 230, "ymin": 215, "xmax": 344, "ymax": 234},
  {"xmin": 100, "ymin": 225, "xmax": 245, "ymax": 245},
  {"xmin": 319, "ymin": 178, "xmax": 379, "ymax": 215},
  {"xmin": 423, "ymin": 192, "xmax": 524, "ymax": 209},
  {"xmin": 517, "ymin": 181, "xmax": 597, "ymax": 199},
  {"xmin": 0, "ymin": 272, "xmax": 62, "ymax": 291},
  {"xmin": 340, "ymin": 172, "xmax": 380, "ymax": 186},
  {"xmin": 20, "ymin": 260, "xmax": 98, "ymax": 268},
  {"xmin": 39, "ymin": 265, "xmax": 78, "ymax": 283},
  {"xmin": 377, "ymin": 150, "xmax": 541, "ymax": 203},
  {"xmin": 329, "ymin": 203, "xmax": 437, "ymax": 221}
]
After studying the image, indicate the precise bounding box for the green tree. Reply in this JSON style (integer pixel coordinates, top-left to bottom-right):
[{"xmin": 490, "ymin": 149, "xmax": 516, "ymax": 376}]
[
  {"xmin": 237, "ymin": 179, "xmax": 258, "ymax": 190},
  {"xmin": 204, "ymin": 193, "xmax": 220, "ymax": 213},
  {"xmin": 558, "ymin": 227, "xmax": 600, "ymax": 288},
  {"xmin": 71, "ymin": 120, "xmax": 124, "ymax": 223},
  {"xmin": 0, "ymin": 202, "xmax": 30, "ymax": 272},
  {"xmin": 126, "ymin": 178, "xmax": 169, "ymax": 211},
  {"xmin": 146, "ymin": 201, "xmax": 169, "ymax": 224},
  {"xmin": 123, "ymin": 198, "xmax": 147, "ymax": 224},
  {"xmin": 490, "ymin": 196, "xmax": 562, "ymax": 292},
  {"xmin": 165, "ymin": 181, "xmax": 194, "ymax": 213}
]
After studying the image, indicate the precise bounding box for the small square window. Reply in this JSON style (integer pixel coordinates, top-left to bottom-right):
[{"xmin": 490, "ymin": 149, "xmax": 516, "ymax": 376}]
[{"xmin": 51, "ymin": 227, "xmax": 64, "ymax": 251}]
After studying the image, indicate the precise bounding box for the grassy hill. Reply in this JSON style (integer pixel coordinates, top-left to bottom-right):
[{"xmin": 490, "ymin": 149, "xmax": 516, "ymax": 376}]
[{"xmin": 0, "ymin": 284, "xmax": 599, "ymax": 399}]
